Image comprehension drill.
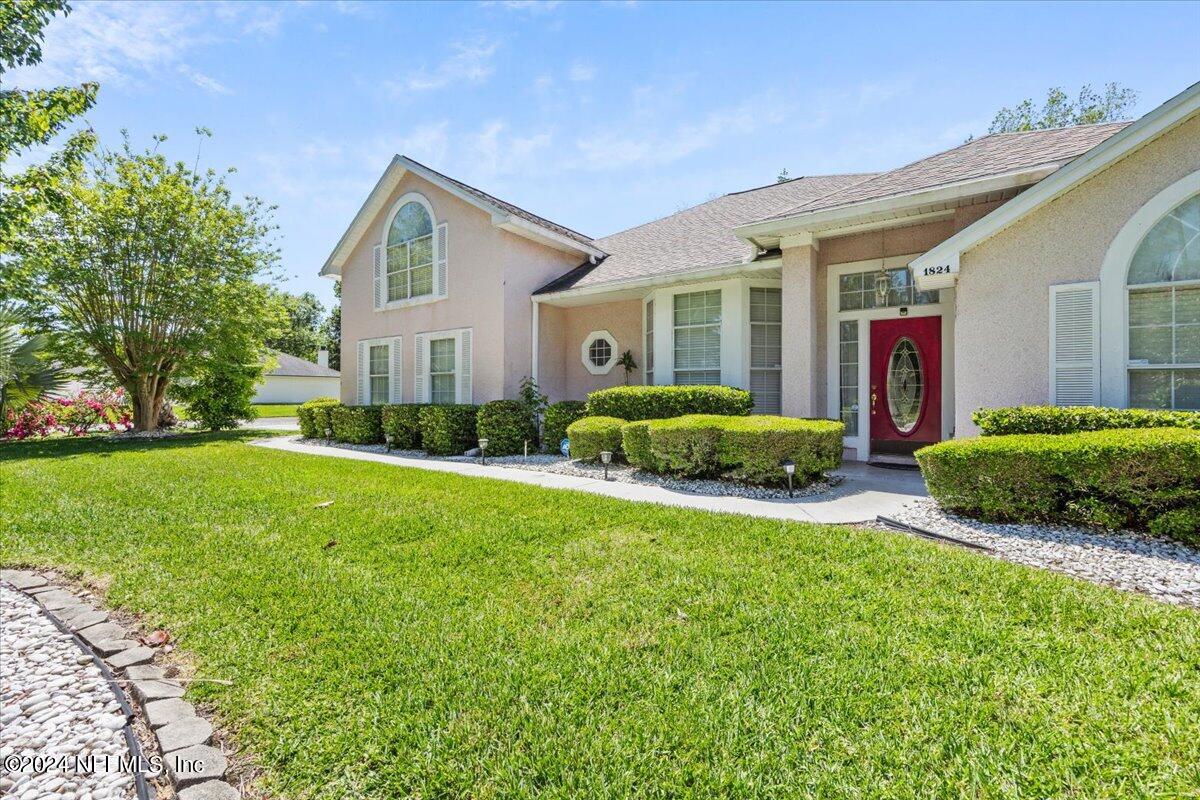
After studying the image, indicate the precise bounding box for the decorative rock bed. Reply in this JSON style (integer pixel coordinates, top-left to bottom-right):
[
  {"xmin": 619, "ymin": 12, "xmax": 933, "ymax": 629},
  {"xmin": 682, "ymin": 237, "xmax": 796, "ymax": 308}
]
[
  {"xmin": 0, "ymin": 570, "xmax": 242, "ymax": 799},
  {"xmin": 297, "ymin": 438, "xmax": 835, "ymax": 500},
  {"xmin": 888, "ymin": 499, "xmax": 1200, "ymax": 608}
]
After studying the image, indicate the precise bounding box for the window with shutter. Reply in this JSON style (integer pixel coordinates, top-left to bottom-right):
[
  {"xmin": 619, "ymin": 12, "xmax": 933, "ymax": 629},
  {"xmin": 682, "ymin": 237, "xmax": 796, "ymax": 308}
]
[
  {"xmin": 436, "ymin": 222, "xmax": 448, "ymax": 298},
  {"xmin": 413, "ymin": 334, "xmax": 427, "ymax": 402},
  {"xmin": 372, "ymin": 246, "xmax": 384, "ymax": 311},
  {"xmin": 459, "ymin": 329, "xmax": 472, "ymax": 403},
  {"xmin": 1050, "ymin": 282, "xmax": 1100, "ymax": 406},
  {"xmin": 357, "ymin": 341, "xmax": 368, "ymax": 404},
  {"xmin": 390, "ymin": 336, "xmax": 403, "ymax": 403}
]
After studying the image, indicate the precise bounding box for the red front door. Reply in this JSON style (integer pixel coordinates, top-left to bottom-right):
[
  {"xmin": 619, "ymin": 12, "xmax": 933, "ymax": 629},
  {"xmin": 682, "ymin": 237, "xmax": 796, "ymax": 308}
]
[{"xmin": 870, "ymin": 316, "xmax": 941, "ymax": 455}]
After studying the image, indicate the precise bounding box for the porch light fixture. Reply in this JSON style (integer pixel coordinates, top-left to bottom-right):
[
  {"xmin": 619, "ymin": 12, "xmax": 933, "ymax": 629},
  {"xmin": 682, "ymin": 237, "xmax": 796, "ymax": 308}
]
[
  {"xmin": 600, "ymin": 450, "xmax": 613, "ymax": 481},
  {"xmin": 478, "ymin": 437, "xmax": 489, "ymax": 465},
  {"xmin": 384, "ymin": 433, "xmax": 394, "ymax": 452},
  {"xmin": 874, "ymin": 266, "xmax": 891, "ymax": 308},
  {"xmin": 781, "ymin": 458, "xmax": 796, "ymax": 498}
]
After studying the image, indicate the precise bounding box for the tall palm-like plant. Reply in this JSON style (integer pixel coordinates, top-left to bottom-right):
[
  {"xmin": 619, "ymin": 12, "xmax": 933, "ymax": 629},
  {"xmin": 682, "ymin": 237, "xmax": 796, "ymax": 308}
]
[{"xmin": 0, "ymin": 304, "xmax": 67, "ymax": 426}]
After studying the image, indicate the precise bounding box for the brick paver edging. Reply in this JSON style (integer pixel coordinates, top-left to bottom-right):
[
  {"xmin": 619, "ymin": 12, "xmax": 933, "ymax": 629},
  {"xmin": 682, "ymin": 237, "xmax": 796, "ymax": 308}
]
[{"xmin": 2, "ymin": 569, "xmax": 241, "ymax": 800}]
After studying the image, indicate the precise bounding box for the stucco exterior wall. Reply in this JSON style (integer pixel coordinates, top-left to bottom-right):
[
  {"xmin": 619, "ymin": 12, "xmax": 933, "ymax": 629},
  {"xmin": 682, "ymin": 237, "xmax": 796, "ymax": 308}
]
[
  {"xmin": 538, "ymin": 299, "xmax": 644, "ymax": 402},
  {"xmin": 253, "ymin": 375, "xmax": 341, "ymax": 405},
  {"xmin": 338, "ymin": 171, "xmax": 579, "ymax": 404},
  {"xmin": 955, "ymin": 113, "xmax": 1200, "ymax": 435}
]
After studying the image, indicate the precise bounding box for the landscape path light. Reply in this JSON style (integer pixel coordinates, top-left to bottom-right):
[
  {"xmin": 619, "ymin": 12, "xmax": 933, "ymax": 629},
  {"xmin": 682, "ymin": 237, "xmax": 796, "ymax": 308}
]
[
  {"xmin": 600, "ymin": 450, "xmax": 613, "ymax": 481},
  {"xmin": 478, "ymin": 438, "xmax": 489, "ymax": 466},
  {"xmin": 324, "ymin": 426, "xmax": 332, "ymax": 442},
  {"xmin": 781, "ymin": 458, "xmax": 796, "ymax": 498},
  {"xmin": 384, "ymin": 433, "xmax": 394, "ymax": 452}
]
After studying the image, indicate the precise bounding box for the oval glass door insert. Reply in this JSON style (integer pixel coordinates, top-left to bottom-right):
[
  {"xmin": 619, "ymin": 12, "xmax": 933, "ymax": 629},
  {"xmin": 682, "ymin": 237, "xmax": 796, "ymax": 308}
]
[{"xmin": 887, "ymin": 337, "xmax": 923, "ymax": 434}]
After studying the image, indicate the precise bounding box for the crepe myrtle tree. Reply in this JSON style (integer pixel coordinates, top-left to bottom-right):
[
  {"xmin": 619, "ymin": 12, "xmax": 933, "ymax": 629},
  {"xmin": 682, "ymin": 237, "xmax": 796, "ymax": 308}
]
[{"xmin": 12, "ymin": 132, "xmax": 283, "ymax": 431}]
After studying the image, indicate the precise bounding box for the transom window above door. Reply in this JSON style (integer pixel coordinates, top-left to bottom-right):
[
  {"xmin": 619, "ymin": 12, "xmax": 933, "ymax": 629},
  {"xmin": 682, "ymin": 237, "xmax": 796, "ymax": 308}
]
[
  {"xmin": 1127, "ymin": 193, "xmax": 1200, "ymax": 410},
  {"xmin": 386, "ymin": 200, "xmax": 434, "ymax": 302},
  {"xmin": 838, "ymin": 267, "xmax": 938, "ymax": 312}
]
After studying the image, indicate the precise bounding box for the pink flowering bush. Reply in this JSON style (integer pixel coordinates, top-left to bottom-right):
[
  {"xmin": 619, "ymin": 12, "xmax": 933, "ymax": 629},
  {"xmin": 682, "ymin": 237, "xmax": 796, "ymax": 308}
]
[{"xmin": 3, "ymin": 388, "xmax": 133, "ymax": 439}]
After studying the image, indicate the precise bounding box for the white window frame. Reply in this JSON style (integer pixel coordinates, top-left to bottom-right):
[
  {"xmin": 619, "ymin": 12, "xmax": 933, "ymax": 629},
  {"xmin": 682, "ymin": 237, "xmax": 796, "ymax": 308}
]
[
  {"xmin": 672, "ymin": 289, "xmax": 723, "ymax": 385},
  {"xmin": 376, "ymin": 192, "xmax": 446, "ymax": 311},
  {"xmin": 825, "ymin": 256, "xmax": 955, "ymax": 460},
  {"xmin": 748, "ymin": 286, "xmax": 782, "ymax": 414},
  {"xmin": 643, "ymin": 298, "xmax": 654, "ymax": 386},
  {"xmin": 357, "ymin": 336, "xmax": 402, "ymax": 405},
  {"xmin": 581, "ymin": 330, "xmax": 618, "ymax": 375},
  {"xmin": 414, "ymin": 327, "xmax": 472, "ymax": 404}
]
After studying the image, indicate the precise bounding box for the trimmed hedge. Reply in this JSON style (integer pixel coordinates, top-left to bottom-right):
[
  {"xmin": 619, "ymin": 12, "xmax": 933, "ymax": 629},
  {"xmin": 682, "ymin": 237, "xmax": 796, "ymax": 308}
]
[
  {"xmin": 586, "ymin": 385, "xmax": 753, "ymax": 422},
  {"xmin": 621, "ymin": 420, "xmax": 662, "ymax": 472},
  {"xmin": 298, "ymin": 397, "xmax": 340, "ymax": 439},
  {"xmin": 476, "ymin": 400, "xmax": 537, "ymax": 456},
  {"xmin": 331, "ymin": 405, "xmax": 383, "ymax": 444},
  {"xmin": 381, "ymin": 404, "xmax": 426, "ymax": 449},
  {"xmin": 418, "ymin": 404, "xmax": 478, "ymax": 456},
  {"xmin": 635, "ymin": 414, "xmax": 842, "ymax": 484},
  {"xmin": 543, "ymin": 400, "xmax": 587, "ymax": 453},
  {"xmin": 973, "ymin": 405, "xmax": 1200, "ymax": 436},
  {"xmin": 567, "ymin": 416, "xmax": 626, "ymax": 462},
  {"xmin": 916, "ymin": 428, "xmax": 1200, "ymax": 532},
  {"xmin": 1149, "ymin": 507, "xmax": 1200, "ymax": 546}
]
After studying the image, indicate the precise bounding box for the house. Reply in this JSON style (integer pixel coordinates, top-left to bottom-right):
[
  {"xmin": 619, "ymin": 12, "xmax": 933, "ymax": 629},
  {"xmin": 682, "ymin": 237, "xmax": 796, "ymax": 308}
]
[
  {"xmin": 322, "ymin": 81, "xmax": 1199, "ymax": 462},
  {"xmin": 253, "ymin": 350, "xmax": 340, "ymax": 404}
]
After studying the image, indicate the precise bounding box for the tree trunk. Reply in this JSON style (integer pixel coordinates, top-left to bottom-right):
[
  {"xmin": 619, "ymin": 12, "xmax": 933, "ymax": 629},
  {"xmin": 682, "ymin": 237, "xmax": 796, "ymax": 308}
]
[{"xmin": 132, "ymin": 380, "xmax": 160, "ymax": 432}]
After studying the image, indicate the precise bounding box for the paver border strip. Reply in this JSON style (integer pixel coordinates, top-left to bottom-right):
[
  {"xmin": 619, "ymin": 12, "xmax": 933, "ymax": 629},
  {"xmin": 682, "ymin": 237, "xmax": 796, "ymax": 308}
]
[{"xmin": 2, "ymin": 570, "xmax": 243, "ymax": 799}]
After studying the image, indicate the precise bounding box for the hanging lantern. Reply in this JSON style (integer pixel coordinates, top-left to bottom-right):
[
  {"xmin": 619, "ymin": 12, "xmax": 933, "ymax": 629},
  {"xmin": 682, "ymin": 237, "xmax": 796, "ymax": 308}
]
[{"xmin": 874, "ymin": 266, "xmax": 891, "ymax": 307}]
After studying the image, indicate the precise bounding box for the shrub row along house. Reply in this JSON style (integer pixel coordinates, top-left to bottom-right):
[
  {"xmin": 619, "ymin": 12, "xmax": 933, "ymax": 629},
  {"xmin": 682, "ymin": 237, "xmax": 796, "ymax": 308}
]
[{"xmin": 322, "ymin": 81, "xmax": 1200, "ymax": 463}]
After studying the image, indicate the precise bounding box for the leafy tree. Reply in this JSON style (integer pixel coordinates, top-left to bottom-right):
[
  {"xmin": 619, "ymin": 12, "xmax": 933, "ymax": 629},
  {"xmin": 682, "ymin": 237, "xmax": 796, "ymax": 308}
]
[
  {"xmin": 0, "ymin": 1, "xmax": 98, "ymax": 250},
  {"xmin": 266, "ymin": 289, "xmax": 325, "ymax": 362},
  {"xmin": 322, "ymin": 280, "xmax": 341, "ymax": 370},
  {"xmin": 988, "ymin": 83, "xmax": 1138, "ymax": 134},
  {"xmin": 10, "ymin": 133, "xmax": 283, "ymax": 431},
  {"xmin": 0, "ymin": 303, "xmax": 66, "ymax": 426},
  {"xmin": 776, "ymin": 168, "xmax": 790, "ymax": 183}
]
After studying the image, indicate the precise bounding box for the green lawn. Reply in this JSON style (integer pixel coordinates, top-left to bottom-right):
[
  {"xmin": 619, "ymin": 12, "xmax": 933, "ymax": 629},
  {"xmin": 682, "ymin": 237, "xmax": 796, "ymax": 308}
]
[
  {"xmin": 174, "ymin": 402, "xmax": 298, "ymax": 421},
  {"xmin": 2, "ymin": 433, "xmax": 1197, "ymax": 799}
]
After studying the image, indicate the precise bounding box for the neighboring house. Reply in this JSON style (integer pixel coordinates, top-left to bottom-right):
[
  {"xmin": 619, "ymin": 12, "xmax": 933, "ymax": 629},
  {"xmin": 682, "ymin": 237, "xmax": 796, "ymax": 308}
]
[
  {"xmin": 323, "ymin": 81, "xmax": 1200, "ymax": 462},
  {"xmin": 254, "ymin": 350, "xmax": 340, "ymax": 404}
]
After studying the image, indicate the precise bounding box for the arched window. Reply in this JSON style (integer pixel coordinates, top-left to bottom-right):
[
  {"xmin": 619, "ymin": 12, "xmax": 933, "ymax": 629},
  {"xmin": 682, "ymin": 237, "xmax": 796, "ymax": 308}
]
[
  {"xmin": 385, "ymin": 199, "xmax": 434, "ymax": 302},
  {"xmin": 1126, "ymin": 193, "xmax": 1200, "ymax": 410}
]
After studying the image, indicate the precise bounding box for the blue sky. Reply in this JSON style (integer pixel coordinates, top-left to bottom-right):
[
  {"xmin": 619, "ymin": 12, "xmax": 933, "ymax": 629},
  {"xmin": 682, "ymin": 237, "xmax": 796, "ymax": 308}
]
[{"xmin": 12, "ymin": 0, "xmax": 1199, "ymax": 310}]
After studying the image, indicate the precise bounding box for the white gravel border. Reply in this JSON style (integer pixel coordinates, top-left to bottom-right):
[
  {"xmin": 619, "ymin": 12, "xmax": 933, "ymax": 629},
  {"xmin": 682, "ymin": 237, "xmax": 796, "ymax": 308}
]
[
  {"xmin": 889, "ymin": 499, "xmax": 1200, "ymax": 608},
  {"xmin": 298, "ymin": 438, "xmax": 835, "ymax": 500}
]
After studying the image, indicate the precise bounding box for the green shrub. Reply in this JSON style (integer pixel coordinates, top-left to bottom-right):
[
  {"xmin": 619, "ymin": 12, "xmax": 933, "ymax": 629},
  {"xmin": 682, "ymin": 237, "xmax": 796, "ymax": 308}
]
[
  {"xmin": 418, "ymin": 404, "xmax": 478, "ymax": 456},
  {"xmin": 543, "ymin": 400, "xmax": 587, "ymax": 453},
  {"xmin": 567, "ymin": 416, "xmax": 626, "ymax": 462},
  {"xmin": 973, "ymin": 405, "xmax": 1200, "ymax": 436},
  {"xmin": 634, "ymin": 415, "xmax": 843, "ymax": 483},
  {"xmin": 621, "ymin": 420, "xmax": 662, "ymax": 471},
  {"xmin": 916, "ymin": 428, "xmax": 1200, "ymax": 530},
  {"xmin": 716, "ymin": 416, "xmax": 843, "ymax": 484},
  {"xmin": 381, "ymin": 404, "xmax": 426, "ymax": 449},
  {"xmin": 586, "ymin": 385, "xmax": 753, "ymax": 422},
  {"xmin": 331, "ymin": 405, "xmax": 383, "ymax": 444},
  {"xmin": 172, "ymin": 359, "xmax": 264, "ymax": 431},
  {"xmin": 298, "ymin": 397, "xmax": 341, "ymax": 439},
  {"xmin": 476, "ymin": 400, "xmax": 537, "ymax": 456},
  {"xmin": 1149, "ymin": 507, "xmax": 1200, "ymax": 546}
]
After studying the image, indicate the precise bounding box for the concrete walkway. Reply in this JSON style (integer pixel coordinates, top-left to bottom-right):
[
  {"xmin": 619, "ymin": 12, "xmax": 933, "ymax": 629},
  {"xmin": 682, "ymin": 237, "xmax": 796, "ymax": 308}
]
[
  {"xmin": 240, "ymin": 416, "xmax": 299, "ymax": 431},
  {"xmin": 252, "ymin": 437, "xmax": 927, "ymax": 524}
]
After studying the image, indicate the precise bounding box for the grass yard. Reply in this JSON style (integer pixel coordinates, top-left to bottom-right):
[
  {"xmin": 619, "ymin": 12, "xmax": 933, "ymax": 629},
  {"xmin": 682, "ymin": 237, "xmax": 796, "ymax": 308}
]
[
  {"xmin": 2, "ymin": 433, "xmax": 1198, "ymax": 798},
  {"xmin": 174, "ymin": 403, "xmax": 298, "ymax": 421}
]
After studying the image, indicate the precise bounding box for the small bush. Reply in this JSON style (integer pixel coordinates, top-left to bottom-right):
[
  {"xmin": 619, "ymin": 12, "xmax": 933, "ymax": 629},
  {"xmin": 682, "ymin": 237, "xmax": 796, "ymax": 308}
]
[
  {"xmin": 916, "ymin": 428, "xmax": 1200, "ymax": 531},
  {"xmin": 567, "ymin": 416, "xmax": 626, "ymax": 462},
  {"xmin": 298, "ymin": 397, "xmax": 341, "ymax": 439},
  {"xmin": 543, "ymin": 400, "xmax": 587, "ymax": 453},
  {"xmin": 621, "ymin": 420, "xmax": 662, "ymax": 471},
  {"xmin": 476, "ymin": 400, "xmax": 537, "ymax": 456},
  {"xmin": 173, "ymin": 359, "xmax": 263, "ymax": 430},
  {"xmin": 419, "ymin": 404, "xmax": 478, "ymax": 456},
  {"xmin": 586, "ymin": 385, "xmax": 752, "ymax": 422},
  {"xmin": 331, "ymin": 405, "xmax": 383, "ymax": 444},
  {"xmin": 381, "ymin": 404, "xmax": 426, "ymax": 449},
  {"xmin": 645, "ymin": 415, "xmax": 727, "ymax": 477},
  {"xmin": 973, "ymin": 405, "xmax": 1200, "ymax": 436},
  {"xmin": 1149, "ymin": 507, "xmax": 1200, "ymax": 546},
  {"xmin": 717, "ymin": 416, "xmax": 843, "ymax": 484}
]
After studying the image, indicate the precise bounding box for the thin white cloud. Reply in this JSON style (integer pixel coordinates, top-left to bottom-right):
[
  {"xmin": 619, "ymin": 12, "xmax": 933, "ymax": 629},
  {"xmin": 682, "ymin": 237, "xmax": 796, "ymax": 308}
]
[
  {"xmin": 495, "ymin": 1, "xmax": 562, "ymax": 13},
  {"xmin": 466, "ymin": 120, "xmax": 553, "ymax": 180},
  {"xmin": 386, "ymin": 38, "xmax": 500, "ymax": 96},
  {"xmin": 568, "ymin": 62, "xmax": 596, "ymax": 82},
  {"xmin": 178, "ymin": 65, "xmax": 232, "ymax": 95}
]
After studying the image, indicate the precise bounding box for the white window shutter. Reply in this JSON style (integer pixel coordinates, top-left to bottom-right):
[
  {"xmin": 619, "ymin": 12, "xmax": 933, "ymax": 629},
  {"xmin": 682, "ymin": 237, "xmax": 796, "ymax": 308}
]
[
  {"xmin": 413, "ymin": 334, "xmax": 427, "ymax": 403},
  {"xmin": 435, "ymin": 222, "xmax": 448, "ymax": 298},
  {"xmin": 373, "ymin": 246, "xmax": 385, "ymax": 310},
  {"xmin": 357, "ymin": 340, "xmax": 368, "ymax": 405},
  {"xmin": 458, "ymin": 329, "xmax": 472, "ymax": 404},
  {"xmin": 1049, "ymin": 282, "xmax": 1100, "ymax": 406},
  {"xmin": 389, "ymin": 337, "xmax": 403, "ymax": 404}
]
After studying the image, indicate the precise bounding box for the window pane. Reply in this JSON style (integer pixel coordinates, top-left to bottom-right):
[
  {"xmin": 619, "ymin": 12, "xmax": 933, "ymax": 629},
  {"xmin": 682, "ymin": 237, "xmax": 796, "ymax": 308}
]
[
  {"xmin": 839, "ymin": 320, "xmax": 859, "ymax": 436},
  {"xmin": 388, "ymin": 201, "xmax": 433, "ymax": 247},
  {"xmin": 589, "ymin": 338, "xmax": 612, "ymax": 366},
  {"xmin": 1129, "ymin": 369, "xmax": 1173, "ymax": 409},
  {"xmin": 750, "ymin": 370, "xmax": 781, "ymax": 414},
  {"xmin": 1129, "ymin": 326, "xmax": 1173, "ymax": 363},
  {"xmin": 369, "ymin": 345, "xmax": 389, "ymax": 375},
  {"xmin": 674, "ymin": 370, "xmax": 721, "ymax": 385},
  {"xmin": 1178, "ymin": 325, "xmax": 1200, "ymax": 364},
  {"xmin": 1177, "ymin": 287, "xmax": 1200, "ymax": 325},
  {"xmin": 429, "ymin": 338, "xmax": 455, "ymax": 373},
  {"xmin": 369, "ymin": 376, "xmax": 389, "ymax": 405},
  {"xmin": 430, "ymin": 373, "xmax": 455, "ymax": 405},
  {"xmin": 1129, "ymin": 195, "xmax": 1200, "ymax": 284},
  {"xmin": 1129, "ymin": 289, "xmax": 1172, "ymax": 326},
  {"xmin": 410, "ymin": 263, "xmax": 433, "ymax": 297},
  {"xmin": 749, "ymin": 287, "xmax": 782, "ymax": 323},
  {"xmin": 1176, "ymin": 370, "xmax": 1200, "ymax": 410}
]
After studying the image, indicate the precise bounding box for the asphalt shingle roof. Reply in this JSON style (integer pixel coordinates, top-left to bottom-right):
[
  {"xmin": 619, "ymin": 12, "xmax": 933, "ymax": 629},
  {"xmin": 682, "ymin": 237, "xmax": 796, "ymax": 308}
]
[
  {"xmin": 536, "ymin": 173, "xmax": 874, "ymax": 293},
  {"xmin": 268, "ymin": 351, "xmax": 340, "ymax": 378},
  {"xmin": 762, "ymin": 122, "xmax": 1132, "ymax": 220}
]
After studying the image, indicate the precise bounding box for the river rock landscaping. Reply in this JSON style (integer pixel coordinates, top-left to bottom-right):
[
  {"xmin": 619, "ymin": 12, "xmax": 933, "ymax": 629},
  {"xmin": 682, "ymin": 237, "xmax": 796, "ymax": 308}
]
[{"xmin": 890, "ymin": 498, "xmax": 1200, "ymax": 608}]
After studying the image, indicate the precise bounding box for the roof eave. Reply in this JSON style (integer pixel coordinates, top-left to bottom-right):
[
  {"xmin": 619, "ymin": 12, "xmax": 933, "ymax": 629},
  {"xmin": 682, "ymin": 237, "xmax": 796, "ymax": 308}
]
[
  {"xmin": 910, "ymin": 81, "xmax": 1200, "ymax": 284},
  {"xmin": 534, "ymin": 255, "xmax": 782, "ymax": 306}
]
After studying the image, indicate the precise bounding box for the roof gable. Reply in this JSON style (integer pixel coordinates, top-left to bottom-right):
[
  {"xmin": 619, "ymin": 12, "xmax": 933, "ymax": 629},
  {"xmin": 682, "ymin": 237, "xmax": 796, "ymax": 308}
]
[{"xmin": 321, "ymin": 156, "xmax": 603, "ymax": 277}]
